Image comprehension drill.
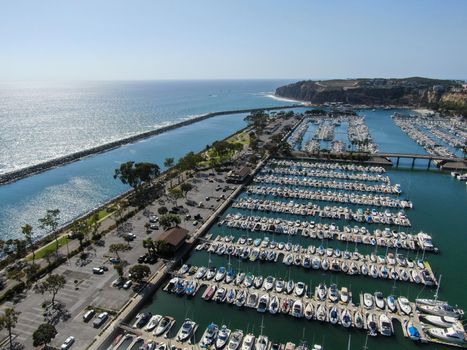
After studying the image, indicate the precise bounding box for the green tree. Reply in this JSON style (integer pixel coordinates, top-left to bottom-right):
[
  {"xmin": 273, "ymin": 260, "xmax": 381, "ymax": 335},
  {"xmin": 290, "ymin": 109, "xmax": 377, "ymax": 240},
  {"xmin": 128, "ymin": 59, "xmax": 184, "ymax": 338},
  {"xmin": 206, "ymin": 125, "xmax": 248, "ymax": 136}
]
[
  {"xmin": 164, "ymin": 157, "xmax": 174, "ymax": 168},
  {"xmin": 22, "ymin": 224, "xmax": 36, "ymax": 265},
  {"xmin": 71, "ymin": 220, "xmax": 91, "ymax": 251},
  {"xmin": 114, "ymin": 161, "xmax": 160, "ymax": 191},
  {"xmin": 155, "ymin": 240, "xmax": 172, "ymax": 259},
  {"xmin": 114, "ymin": 263, "xmax": 124, "ymax": 278},
  {"xmin": 32, "ymin": 323, "xmax": 57, "ymax": 349},
  {"xmin": 38, "ymin": 209, "xmax": 61, "ymax": 254},
  {"xmin": 169, "ymin": 187, "xmax": 184, "ymax": 199},
  {"xmin": 180, "ymin": 182, "xmax": 194, "ymax": 197},
  {"xmin": 157, "ymin": 206, "xmax": 168, "ymax": 215},
  {"xmin": 143, "ymin": 238, "xmax": 157, "ymax": 256},
  {"xmin": 177, "ymin": 152, "xmax": 203, "ymax": 172},
  {"xmin": 109, "ymin": 243, "xmax": 130, "ymax": 260},
  {"xmin": 34, "ymin": 274, "xmax": 66, "ymax": 307},
  {"xmin": 0, "ymin": 308, "xmax": 20, "ymax": 350},
  {"xmin": 128, "ymin": 264, "xmax": 151, "ymax": 284},
  {"xmin": 159, "ymin": 214, "xmax": 181, "ymax": 230}
]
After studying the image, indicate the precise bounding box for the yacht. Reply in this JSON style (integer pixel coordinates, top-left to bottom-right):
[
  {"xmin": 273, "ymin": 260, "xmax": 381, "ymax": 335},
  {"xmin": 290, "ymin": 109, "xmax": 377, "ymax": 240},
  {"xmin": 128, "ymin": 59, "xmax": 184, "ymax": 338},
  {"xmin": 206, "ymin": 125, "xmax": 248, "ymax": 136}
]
[
  {"xmin": 263, "ymin": 276, "xmax": 275, "ymax": 291},
  {"xmin": 246, "ymin": 292, "xmax": 258, "ymax": 308},
  {"xmin": 176, "ymin": 318, "xmax": 197, "ymax": 343},
  {"xmin": 316, "ymin": 283, "xmax": 327, "ymax": 301},
  {"xmin": 341, "ymin": 308, "xmax": 352, "ymax": 328},
  {"xmin": 398, "ymin": 297, "xmax": 412, "ymax": 315},
  {"xmin": 226, "ymin": 289, "xmax": 237, "ymax": 304},
  {"xmin": 269, "ymin": 296, "xmax": 280, "ymax": 314},
  {"xmin": 379, "ymin": 314, "xmax": 393, "ymax": 336},
  {"xmin": 316, "ymin": 304, "xmax": 327, "ymax": 322},
  {"xmin": 255, "ymin": 335, "xmax": 270, "ymax": 350},
  {"xmin": 216, "ymin": 325, "xmax": 231, "ymax": 349},
  {"xmin": 367, "ymin": 313, "xmax": 378, "ymax": 336},
  {"xmin": 200, "ymin": 323, "xmax": 219, "ymax": 348},
  {"xmin": 144, "ymin": 314, "xmax": 162, "ymax": 331},
  {"xmin": 153, "ymin": 316, "xmax": 173, "ymax": 336},
  {"xmin": 406, "ymin": 321, "xmax": 421, "ymax": 341},
  {"xmin": 354, "ymin": 311, "xmax": 364, "ymax": 328},
  {"xmin": 387, "ymin": 295, "xmax": 397, "ymax": 312},
  {"xmin": 426, "ymin": 326, "xmax": 467, "ymax": 344},
  {"xmin": 235, "ymin": 290, "xmax": 247, "ymax": 307},
  {"xmin": 275, "ymin": 279, "xmax": 285, "ymax": 293},
  {"xmin": 363, "ymin": 293, "xmax": 374, "ymax": 309},
  {"xmin": 304, "ymin": 303, "xmax": 314, "ymax": 320},
  {"xmin": 241, "ymin": 334, "xmax": 256, "ymax": 350},
  {"xmin": 286, "ymin": 280, "xmax": 295, "ymax": 294},
  {"xmin": 328, "ymin": 284, "xmax": 339, "ymax": 303},
  {"xmin": 257, "ymin": 294, "xmax": 270, "ymax": 313},
  {"xmin": 292, "ymin": 299, "xmax": 304, "ymax": 318},
  {"xmin": 227, "ymin": 330, "xmax": 244, "ymax": 350},
  {"xmin": 417, "ymin": 302, "xmax": 464, "ymax": 318},
  {"xmin": 215, "ymin": 267, "xmax": 227, "ymax": 282},
  {"xmin": 329, "ymin": 306, "xmax": 339, "ymax": 324},
  {"xmin": 420, "ymin": 314, "xmax": 459, "ymax": 328},
  {"xmin": 294, "ymin": 282, "xmax": 306, "ymax": 297},
  {"xmin": 374, "ymin": 292, "xmax": 385, "ymax": 309},
  {"xmin": 340, "ymin": 287, "xmax": 350, "ymax": 303}
]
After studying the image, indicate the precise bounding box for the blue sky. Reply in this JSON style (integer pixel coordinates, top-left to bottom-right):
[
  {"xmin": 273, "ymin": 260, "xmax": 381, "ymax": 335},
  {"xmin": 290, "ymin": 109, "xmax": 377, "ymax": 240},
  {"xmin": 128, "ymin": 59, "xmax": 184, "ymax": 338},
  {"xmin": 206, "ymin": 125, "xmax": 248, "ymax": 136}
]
[{"xmin": 1, "ymin": 0, "xmax": 466, "ymax": 80}]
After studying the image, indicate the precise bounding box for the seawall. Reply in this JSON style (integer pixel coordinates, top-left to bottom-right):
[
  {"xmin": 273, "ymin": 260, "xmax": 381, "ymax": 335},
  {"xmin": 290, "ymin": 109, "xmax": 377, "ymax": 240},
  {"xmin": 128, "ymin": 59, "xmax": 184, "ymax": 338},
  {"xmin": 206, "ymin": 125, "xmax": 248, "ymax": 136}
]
[{"xmin": 0, "ymin": 105, "xmax": 301, "ymax": 185}]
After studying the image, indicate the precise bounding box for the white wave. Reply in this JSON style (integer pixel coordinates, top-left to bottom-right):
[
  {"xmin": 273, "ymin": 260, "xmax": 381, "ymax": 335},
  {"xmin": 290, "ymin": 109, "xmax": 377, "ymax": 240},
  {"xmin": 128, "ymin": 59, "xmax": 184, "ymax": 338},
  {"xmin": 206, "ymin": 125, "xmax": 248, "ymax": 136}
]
[{"xmin": 264, "ymin": 93, "xmax": 307, "ymax": 105}]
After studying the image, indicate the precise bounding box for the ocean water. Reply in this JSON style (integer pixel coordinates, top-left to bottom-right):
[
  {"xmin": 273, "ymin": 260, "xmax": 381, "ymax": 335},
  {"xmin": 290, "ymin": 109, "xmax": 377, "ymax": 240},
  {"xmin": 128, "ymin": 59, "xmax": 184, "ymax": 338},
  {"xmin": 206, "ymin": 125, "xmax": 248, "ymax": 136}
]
[{"xmin": 0, "ymin": 80, "xmax": 293, "ymax": 175}]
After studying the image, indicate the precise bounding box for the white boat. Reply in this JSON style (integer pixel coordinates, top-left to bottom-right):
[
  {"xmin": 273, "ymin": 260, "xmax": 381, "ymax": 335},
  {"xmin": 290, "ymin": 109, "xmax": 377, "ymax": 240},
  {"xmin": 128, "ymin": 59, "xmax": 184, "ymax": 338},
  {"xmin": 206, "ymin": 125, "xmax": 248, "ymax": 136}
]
[
  {"xmin": 426, "ymin": 326, "xmax": 466, "ymax": 344},
  {"xmin": 200, "ymin": 323, "xmax": 219, "ymax": 348},
  {"xmin": 226, "ymin": 289, "xmax": 237, "ymax": 304},
  {"xmin": 316, "ymin": 304, "xmax": 326, "ymax": 322},
  {"xmin": 294, "ymin": 282, "xmax": 306, "ymax": 297},
  {"xmin": 417, "ymin": 302, "xmax": 463, "ymax": 318},
  {"xmin": 420, "ymin": 314, "xmax": 459, "ymax": 328},
  {"xmin": 269, "ymin": 296, "xmax": 280, "ymax": 314},
  {"xmin": 255, "ymin": 335, "xmax": 269, "ymax": 350},
  {"xmin": 235, "ymin": 290, "xmax": 247, "ymax": 307},
  {"xmin": 257, "ymin": 294, "xmax": 270, "ymax": 313},
  {"xmin": 406, "ymin": 321, "xmax": 421, "ymax": 341},
  {"xmin": 263, "ymin": 276, "xmax": 275, "ymax": 291},
  {"xmin": 329, "ymin": 306, "xmax": 339, "ymax": 324},
  {"xmin": 354, "ymin": 311, "xmax": 364, "ymax": 328},
  {"xmin": 246, "ymin": 292, "xmax": 258, "ymax": 308},
  {"xmin": 227, "ymin": 330, "xmax": 244, "ymax": 350},
  {"xmin": 363, "ymin": 293, "xmax": 374, "ymax": 309},
  {"xmin": 292, "ymin": 299, "xmax": 303, "ymax": 318},
  {"xmin": 241, "ymin": 333, "xmax": 256, "ymax": 350},
  {"xmin": 316, "ymin": 283, "xmax": 327, "ymax": 301},
  {"xmin": 341, "ymin": 308, "xmax": 352, "ymax": 328},
  {"xmin": 153, "ymin": 316, "xmax": 172, "ymax": 336},
  {"xmin": 176, "ymin": 318, "xmax": 197, "ymax": 342},
  {"xmin": 144, "ymin": 314, "xmax": 162, "ymax": 331},
  {"xmin": 275, "ymin": 279, "xmax": 285, "ymax": 293},
  {"xmin": 216, "ymin": 325, "xmax": 231, "ymax": 349},
  {"xmin": 398, "ymin": 297, "xmax": 412, "ymax": 315},
  {"xmin": 367, "ymin": 313, "xmax": 378, "ymax": 336},
  {"xmin": 286, "ymin": 280, "xmax": 295, "ymax": 294},
  {"xmin": 374, "ymin": 292, "xmax": 385, "ymax": 310},
  {"xmin": 215, "ymin": 267, "xmax": 227, "ymax": 282},
  {"xmin": 340, "ymin": 287, "xmax": 350, "ymax": 304},
  {"xmin": 387, "ymin": 295, "xmax": 397, "ymax": 312},
  {"xmin": 328, "ymin": 284, "xmax": 339, "ymax": 303},
  {"xmin": 304, "ymin": 303, "xmax": 313, "ymax": 320},
  {"xmin": 379, "ymin": 314, "xmax": 393, "ymax": 336}
]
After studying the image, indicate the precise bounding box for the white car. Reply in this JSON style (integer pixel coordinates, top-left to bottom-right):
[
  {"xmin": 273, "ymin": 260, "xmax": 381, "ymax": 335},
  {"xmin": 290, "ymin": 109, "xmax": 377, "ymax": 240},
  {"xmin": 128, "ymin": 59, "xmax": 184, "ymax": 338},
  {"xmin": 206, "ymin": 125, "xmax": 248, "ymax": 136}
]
[
  {"xmin": 123, "ymin": 280, "xmax": 133, "ymax": 289},
  {"xmin": 61, "ymin": 336, "xmax": 75, "ymax": 349}
]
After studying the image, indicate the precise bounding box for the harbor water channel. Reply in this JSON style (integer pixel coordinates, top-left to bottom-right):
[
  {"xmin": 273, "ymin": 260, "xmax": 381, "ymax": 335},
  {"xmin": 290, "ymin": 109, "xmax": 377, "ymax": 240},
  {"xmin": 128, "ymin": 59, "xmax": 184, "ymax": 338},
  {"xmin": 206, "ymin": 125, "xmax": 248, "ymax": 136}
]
[{"xmin": 131, "ymin": 109, "xmax": 467, "ymax": 350}]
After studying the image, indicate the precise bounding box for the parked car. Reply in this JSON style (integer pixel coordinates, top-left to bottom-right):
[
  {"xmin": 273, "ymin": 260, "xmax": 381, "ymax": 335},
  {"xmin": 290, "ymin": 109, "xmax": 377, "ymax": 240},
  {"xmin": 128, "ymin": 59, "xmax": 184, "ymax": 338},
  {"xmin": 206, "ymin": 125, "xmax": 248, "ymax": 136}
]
[
  {"xmin": 93, "ymin": 312, "xmax": 109, "ymax": 328},
  {"xmin": 123, "ymin": 280, "xmax": 133, "ymax": 289},
  {"xmin": 138, "ymin": 255, "xmax": 146, "ymax": 263},
  {"xmin": 92, "ymin": 267, "xmax": 104, "ymax": 275},
  {"xmin": 83, "ymin": 309, "xmax": 95, "ymax": 322},
  {"xmin": 112, "ymin": 278, "xmax": 124, "ymax": 288},
  {"xmin": 109, "ymin": 257, "xmax": 121, "ymax": 264},
  {"xmin": 149, "ymin": 215, "xmax": 158, "ymax": 223},
  {"xmin": 192, "ymin": 221, "xmax": 199, "ymax": 226},
  {"xmin": 61, "ymin": 336, "xmax": 75, "ymax": 349},
  {"xmin": 125, "ymin": 233, "xmax": 136, "ymax": 241}
]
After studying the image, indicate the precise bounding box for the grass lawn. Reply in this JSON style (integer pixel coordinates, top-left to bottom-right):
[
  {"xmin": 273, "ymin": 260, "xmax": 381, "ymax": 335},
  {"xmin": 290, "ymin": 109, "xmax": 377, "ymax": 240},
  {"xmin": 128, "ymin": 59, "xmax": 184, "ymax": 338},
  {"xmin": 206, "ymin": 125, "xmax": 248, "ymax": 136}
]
[
  {"xmin": 28, "ymin": 235, "xmax": 70, "ymax": 261},
  {"xmin": 227, "ymin": 131, "xmax": 250, "ymax": 146}
]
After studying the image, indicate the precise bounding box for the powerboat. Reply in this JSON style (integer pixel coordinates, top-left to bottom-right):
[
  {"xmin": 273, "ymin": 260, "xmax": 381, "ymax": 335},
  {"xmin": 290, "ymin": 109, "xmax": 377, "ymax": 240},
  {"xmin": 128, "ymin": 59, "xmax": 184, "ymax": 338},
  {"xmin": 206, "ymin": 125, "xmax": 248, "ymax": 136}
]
[
  {"xmin": 417, "ymin": 302, "xmax": 464, "ymax": 319},
  {"xmin": 200, "ymin": 323, "xmax": 219, "ymax": 348},
  {"xmin": 329, "ymin": 306, "xmax": 339, "ymax": 324},
  {"xmin": 316, "ymin": 304, "xmax": 326, "ymax": 322},
  {"xmin": 354, "ymin": 311, "xmax": 364, "ymax": 329},
  {"xmin": 426, "ymin": 326, "xmax": 466, "ymax": 344},
  {"xmin": 304, "ymin": 303, "xmax": 313, "ymax": 320},
  {"xmin": 379, "ymin": 314, "xmax": 393, "ymax": 336},
  {"xmin": 227, "ymin": 330, "xmax": 244, "ymax": 350},
  {"xmin": 176, "ymin": 318, "xmax": 197, "ymax": 342},
  {"xmin": 406, "ymin": 321, "xmax": 421, "ymax": 341},
  {"xmin": 269, "ymin": 296, "xmax": 280, "ymax": 314},
  {"xmin": 341, "ymin": 308, "xmax": 352, "ymax": 328},
  {"xmin": 257, "ymin": 294, "xmax": 270, "ymax": 313},
  {"xmin": 153, "ymin": 316, "xmax": 173, "ymax": 336},
  {"xmin": 263, "ymin": 276, "xmax": 275, "ymax": 291},
  {"xmin": 241, "ymin": 334, "xmax": 256, "ymax": 350},
  {"xmin": 226, "ymin": 289, "xmax": 237, "ymax": 304},
  {"xmin": 316, "ymin": 283, "xmax": 327, "ymax": 301},
  {"xmin": 255, "ymin": 335, "xmax": 269, "ymax": 350},
  {"xmin": 216, "ymin": 325, "xmax": 231, "ymax": 349},
  {"xmin": 328, "ymin": 284, "xmax": 339, "ymax": 303},
  {"xmin": 246, "ymin": 292, "xmax": 258, "ymax": 308},
  {"xmin": 398, "ymin": 297, "xmax": 412, "ymax": 315},
  {"xmin": 286, "ymin": 280, "xmax": 295, "ymax": 294},
  {"xmin": 292, "ymin": 299, "xmax": 303, "ymax": 318},
  {"xmin": 420, "ymin": 314, "xmax": 459, "ymax": 328},
  {"xmin": 374, "ymin": 292, "xmax": 385, "ymax": 310},
  {"xmin": 294, "ymin": 282, "xmax": 306, "ymax": 297},
  {"xmin": 387, "ymin": 295, "xmax": 397, "ymax": 312},
  {"xmin": 367, "ymin": 313, "xmax": 378, "ymax": 336},
  {"xmin": 235, "ymin": 290, "xmax": 247, "ymax": 307},
  {"xmin": 144, "ymin": 314, "xmax": 162, "ymax": 331},
  {"xmin": 340, "ymin": 287, "xmax": 350, "ymax": 304},
  {"xmin": 363, "ymin": 293, "xmax": 374, "ymax": 309}
]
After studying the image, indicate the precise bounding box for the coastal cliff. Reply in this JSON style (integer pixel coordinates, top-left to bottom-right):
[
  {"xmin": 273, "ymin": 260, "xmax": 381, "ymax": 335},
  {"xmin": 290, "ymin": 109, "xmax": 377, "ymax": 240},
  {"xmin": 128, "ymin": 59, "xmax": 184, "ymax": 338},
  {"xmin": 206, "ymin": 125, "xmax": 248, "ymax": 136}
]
[{"xmin": 275, "ymin": 77, "xmax": 467, "ymax": 114}]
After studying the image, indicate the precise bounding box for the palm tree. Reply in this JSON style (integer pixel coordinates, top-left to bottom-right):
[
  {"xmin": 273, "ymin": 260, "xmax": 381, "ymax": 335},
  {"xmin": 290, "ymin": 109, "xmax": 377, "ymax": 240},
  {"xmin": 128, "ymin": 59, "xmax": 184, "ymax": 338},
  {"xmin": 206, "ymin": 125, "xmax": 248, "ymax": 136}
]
[
  {"xmin": 38, "ymin": 209, "xmax": 61, "ymax": 254},
  {"xmin": 22, "ymin": 224, "xmax": 35, "ymax": 265}
]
